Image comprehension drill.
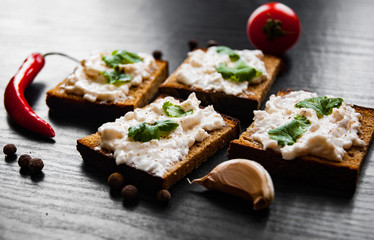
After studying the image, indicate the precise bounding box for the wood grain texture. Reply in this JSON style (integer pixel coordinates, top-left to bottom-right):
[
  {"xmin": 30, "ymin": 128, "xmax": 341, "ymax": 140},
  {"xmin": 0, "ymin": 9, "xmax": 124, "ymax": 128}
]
[{"xmin": 1, "ymin": 0, "xmax": 374, "ymax": 239}]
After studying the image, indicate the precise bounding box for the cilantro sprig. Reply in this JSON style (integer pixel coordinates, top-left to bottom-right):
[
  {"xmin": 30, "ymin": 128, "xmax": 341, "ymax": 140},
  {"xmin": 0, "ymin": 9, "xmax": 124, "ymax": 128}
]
[
  {"xmin": 216, "ymin": 46, "xmax": 240, "ymax": 62},
  {"xmin": 295, "ymin": 96, "xmax": 343, "ymax": 118},
  {"xmin": 100, "ymin": 67, "xmax": 132, "ymax": 86},
  {"xmin": 128, "ymin": 120, "xmax": 179, "ymax": 142},
  {"xmin": 215, "ymin": 61, "xmax": 262, "ymax": 83},
  {"xmin": 268, "ymin": 115, "xmax": 311, "ymax": 147},
  {"xmin": 163, "ymin": 102, "xmax": 193, "ymax": 117},
  {"xmin": 102, "ymin": 50, "xmax": 142, "ymax": 68}
]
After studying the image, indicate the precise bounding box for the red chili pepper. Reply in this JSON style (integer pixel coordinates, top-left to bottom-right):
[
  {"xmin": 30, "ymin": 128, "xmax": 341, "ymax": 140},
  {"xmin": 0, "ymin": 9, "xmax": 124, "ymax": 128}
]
[{"xmin": 4, "ymin": 53, "xmax": 55, "ymax": 138}]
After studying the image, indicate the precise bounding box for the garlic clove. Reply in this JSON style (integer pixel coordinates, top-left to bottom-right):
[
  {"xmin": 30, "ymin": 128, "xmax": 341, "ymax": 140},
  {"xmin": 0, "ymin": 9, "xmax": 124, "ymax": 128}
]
[{"xmin": 189, "ymin": 159, "xmax": 274, "ymax": 210}]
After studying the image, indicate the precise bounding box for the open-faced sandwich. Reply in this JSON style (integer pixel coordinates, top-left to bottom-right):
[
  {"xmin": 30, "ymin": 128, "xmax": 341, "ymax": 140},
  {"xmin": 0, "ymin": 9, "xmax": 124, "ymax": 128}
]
[
  {"xmin": 77, "ymin": 93, "xmax": 240, "ymax": 192},
  {"xmin": 159, "ymin": 46, "xmax": 282, "ymax": 117},
  {"xmin": 46, "ymin": 50, "xmax": 168, "ymax": 121},
  {"xmin": 228, "ymin": 90, "xmax": 374, "ymax": 193}
]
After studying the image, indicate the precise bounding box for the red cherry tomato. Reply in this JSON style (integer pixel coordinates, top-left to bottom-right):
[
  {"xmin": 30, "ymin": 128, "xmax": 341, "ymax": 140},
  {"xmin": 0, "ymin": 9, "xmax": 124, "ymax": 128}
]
[{"xmin": 247, "ymin": 2, "xmax": 301, "ymax": 55}]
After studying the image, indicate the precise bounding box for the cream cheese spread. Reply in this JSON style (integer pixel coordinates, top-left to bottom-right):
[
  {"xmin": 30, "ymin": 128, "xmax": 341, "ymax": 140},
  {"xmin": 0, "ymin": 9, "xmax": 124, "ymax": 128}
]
[
  {"xmin": 62, "ymin": 51, "xmax": 157, "ymax": 102},
  {"xmin": 97, "ymin": 93, "xmax": 226, "ymax": 177},
  {"xmin": 175, "ymin": 46, "xmax": 268, "ymax": 96},
  {"xmin": 250, "ymin": 90, "xmax": 365, "ymax": 161}
]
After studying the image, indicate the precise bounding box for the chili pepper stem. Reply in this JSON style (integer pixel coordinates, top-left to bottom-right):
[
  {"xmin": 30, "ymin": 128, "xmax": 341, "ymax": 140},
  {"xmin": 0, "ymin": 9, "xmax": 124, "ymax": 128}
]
[{"xmin": 43, "ymin": 52, "xmax": 79, "ymax": 63}]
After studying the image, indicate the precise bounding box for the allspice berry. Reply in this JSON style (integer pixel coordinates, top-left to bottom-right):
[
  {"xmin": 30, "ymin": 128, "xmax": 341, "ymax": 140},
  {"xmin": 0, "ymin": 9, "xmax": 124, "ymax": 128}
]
[
  {"xmin": 188, "ymin": 39, "xmax": 198, "ymax": 51},
  {"xmin": 29, "ymin": 158, "xmax": 44, "ymax": 173},
  {"xmin": 18, "ymin": 154, "xmax": 31, "ymax": 169},
  {"xmin": 156, "ymin": 189, "xmax": 171, "ymax": 205},
  {"xmin": 107, "ymin": 172, "xmax": 125, "ymax": 190},
  {"xmin": 3, "ymin": 144, "xmax": 17, "ymax": 155},
  {"xmin": 207, "ymin": 40, "xmax": 218, "ymax": 47},
  {"xmin": 152, "ymin": 50, "xmax": 163, "ymax": 60},
  {"xmin": 121, "ymin": 185, "xmax": 138, "ymax": 202}
]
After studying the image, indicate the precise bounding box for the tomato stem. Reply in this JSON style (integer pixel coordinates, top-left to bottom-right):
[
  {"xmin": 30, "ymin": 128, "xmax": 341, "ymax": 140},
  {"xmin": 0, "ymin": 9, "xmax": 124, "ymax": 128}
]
[{"xmin": 262, "ymin": 13, "xmax": 292, "ymax": 41}]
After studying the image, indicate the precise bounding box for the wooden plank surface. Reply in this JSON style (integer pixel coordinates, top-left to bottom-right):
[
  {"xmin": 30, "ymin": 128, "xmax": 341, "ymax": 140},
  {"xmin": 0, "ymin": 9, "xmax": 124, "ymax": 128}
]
[{"xmin": 1, "ymin": 0, "xmax": 374, "ymax": 239}]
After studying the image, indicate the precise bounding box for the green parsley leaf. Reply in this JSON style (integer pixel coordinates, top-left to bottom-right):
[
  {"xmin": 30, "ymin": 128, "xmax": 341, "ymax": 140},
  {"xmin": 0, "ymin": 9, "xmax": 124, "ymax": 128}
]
[
  {"xmin": 216, "ymin": 46, "xmax": 240, "ymax": 62},
  {"xmin": 162, "ymin": 101, "xmax": 193, "ymax": 117},
  {"xmin": 268, "ymin": 115, "xmax": 311, "ymax": 147},
  {"xmin": 154, "ymin": 120, "xmax": 179, "ymax": 133},
  {"xmin": 295, "ymin": 96, "xmax": 343, "ymax": 118},
  {"xmin": 102, "ymin": 50, "xmax": 142, "ymax": 68},
  {"xmin": 215, "ymin": 61, "xmax": 262, "ymax": 83},
  {"xmin": 100, "ymin": 67, "xmax": 132, "ymax": 86},
  {"xmin": 128, "ymin": 120, "xmax": 179, "ymax": 142},
  {"xmin": 128, "ymin": 122, "xmax": 159, "ymax": 142}
]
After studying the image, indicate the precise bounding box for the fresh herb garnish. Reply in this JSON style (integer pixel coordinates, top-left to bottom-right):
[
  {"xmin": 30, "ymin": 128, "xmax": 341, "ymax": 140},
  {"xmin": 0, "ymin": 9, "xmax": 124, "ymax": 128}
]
[
  {"xmin": 102, "ymin": 50, "xmax": 142, "ymax": 68},
  {"xmin": 162, "ymin": 101, "xmax": 193, "ymax": 117},
  {"xmin": 100, "ymin": 67, "xmax": 132, "ymax": 86},
  {"xmin": 295, "ymin": 96, "xmax": 343, "ymax": 118},
  {"xmin": 268, "ymin": 115, "xmax": 311, "ymax": 147},
  {"xmin": 215, "ymin": 61, "xmax": 262, "ymax": 83},
  {"xmin": 153, "ymin": 120, "xmax": 179, "ymax": 132},
  {"xmin": 128, "ymin": 120, "xmax": 179, "ymax": 142},
  {"xmin": 216, "ymin": 46, "xmax": 240, "ymax": 62}
]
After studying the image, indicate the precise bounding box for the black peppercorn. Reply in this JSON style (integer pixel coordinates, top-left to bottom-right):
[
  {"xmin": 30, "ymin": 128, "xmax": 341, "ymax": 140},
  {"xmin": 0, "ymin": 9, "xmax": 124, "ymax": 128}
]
[
  {"xmin": 188, "ymin": 39, "xmax": 198, "ymax": 51},
  {"xmin": 18, "ymin": 154, "xmax": 31, "ymax": 168},
  {"xmin": 156, "ymin": 189, "xmax": 171, "ymax": 205},
  {"xmin": 152, "ymin": 50, "xmax": 163, "ymax": 60},
  {"xmin": 3, "ymin": 144, "xmax": 17, "ymax": 155},
  {"xmin": 29, "ymin": 158, "xmax": 44, "ymax": 173},
  {"xmin": 121, "ymin": 185, "xmax": 138, "ymax": 202},
  {"xmin": 107, "ymin": 172, "xmax": 125, "ymax": 190},
  {"xmin": 207, "ymin": 40, "xmax": 218, "ymax": 47}
]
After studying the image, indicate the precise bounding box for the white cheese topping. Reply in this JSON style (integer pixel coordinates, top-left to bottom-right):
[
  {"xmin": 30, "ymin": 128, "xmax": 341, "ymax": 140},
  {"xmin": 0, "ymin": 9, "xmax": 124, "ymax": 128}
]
[
  {"xmin": 62, "ymin": 51, "xmax": 157, "ymax": 102},
  {"xmin": 98, "ymin": 93, "xmax": 226, "ymax": 177},
  {"xmin": 175, "ymin": 46, "xmax": 268, "ymax": 96},
  {"xmin": 250, "ymin": 90, "xmax": 365, "ymax": 161}
]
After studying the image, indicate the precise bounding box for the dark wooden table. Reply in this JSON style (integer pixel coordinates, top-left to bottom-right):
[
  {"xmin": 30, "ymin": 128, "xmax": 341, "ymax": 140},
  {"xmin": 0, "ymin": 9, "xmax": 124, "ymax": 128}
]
[{"xmin": 1, "ymin": 0, "xmax": 374, "ymax": 239}]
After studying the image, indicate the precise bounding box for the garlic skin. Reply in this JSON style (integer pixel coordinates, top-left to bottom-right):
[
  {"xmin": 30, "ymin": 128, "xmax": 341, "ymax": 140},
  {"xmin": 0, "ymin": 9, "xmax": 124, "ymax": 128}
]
[{"xmin": 190, "ymin": 159, "xmax": 274, "ymax": 210}]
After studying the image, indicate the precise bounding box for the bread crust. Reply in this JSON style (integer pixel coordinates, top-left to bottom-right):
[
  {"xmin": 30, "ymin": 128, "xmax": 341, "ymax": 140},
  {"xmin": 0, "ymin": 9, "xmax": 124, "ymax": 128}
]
[
  {"xmin": 46, "ymin": 60, "xmax": 168, "ymax": 122},
  {"xmin": 228, "ymin": 90, "xmax": 374, "ymax": 194},
  {"xmin": 77, "ymin": 111, "xmax": 240, "ymax": 192},
  {"xmin": 159, "ymin": 50, "xmax": 282, "ymax": 117}
]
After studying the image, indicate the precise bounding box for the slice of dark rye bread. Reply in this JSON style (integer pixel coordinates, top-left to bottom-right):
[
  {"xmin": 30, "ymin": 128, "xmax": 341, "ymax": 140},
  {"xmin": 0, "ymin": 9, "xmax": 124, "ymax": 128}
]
[
  {"xmin": 228, "ymin": 90, "xmax": 374, "ymax": 194},
  {"xmin": 46, "ymin": 60, "xmax": 168, "ymax": 122},
  {"xmin": 77, "ymin": 111, "xmax": 240, "ymax": 192},
  {"xmin": 159, "ymin": 50, "xmax": 282, "ymax": 118}
]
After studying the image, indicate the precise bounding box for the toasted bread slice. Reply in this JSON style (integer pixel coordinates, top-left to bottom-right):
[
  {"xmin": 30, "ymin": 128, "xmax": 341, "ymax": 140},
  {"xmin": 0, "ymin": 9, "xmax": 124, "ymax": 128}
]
[
  {"xmin": 77, "ymin": 104, "xmax": 240, "ymax": 192},
  {"xmin": 46, "ymin": 60, "xmax": 168, "ymax": 122},
  {"xmin": 228, "ymin": 90, "xmax": 374, "ymax": 194},
  {"xmin": 159, "ymin": 50, "xmax": 282, "ymax": 118}
]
